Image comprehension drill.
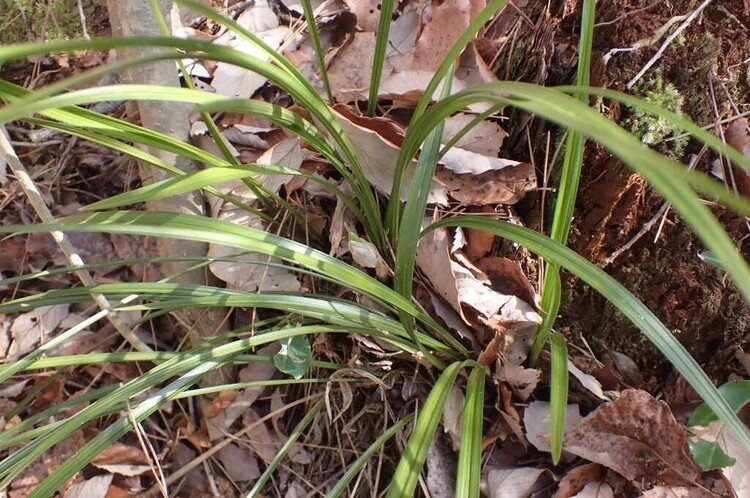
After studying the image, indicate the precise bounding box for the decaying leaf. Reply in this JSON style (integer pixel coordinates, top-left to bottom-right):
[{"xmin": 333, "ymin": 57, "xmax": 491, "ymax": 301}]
[
  {"xmin": 639, "ymin": 486, "xmax": 716, "ymax": 498},
  {"xmin": 554, "ymin": 463, "xmax": 606, "ymax": 498},
  {"xmin": 330, "ymin": 105, "xmax": 449, "ymax": 204},
  {"xmin": 572, "ymin": 482, "xmax": 616, "ymax": 498},
  {"xmin": 524, "ymin": 400, "xmax": 584, "ymax": 453},
  {"xmin": 691, "ymin": 421, "xmax": 750, "ymax": 497},
  {"xmin": 426, "ymin": 436, "xmax": 457, "ymax": 498},
  {"xmin": 568, "ymin": 360, "xmax": 609, "ymax": 401},
  {"xmin": 442, "ymin": 112, "xmax": 507, "ymax": 157},
  {"xmin": 6, "ymin": 304, "xmax": 70, "ymax": 360},
  {"xmin": 413, "ymin": 0, "xmax": 473, "ymax": 71},
  {"xmin": 476, "ymin": 257, "xmax": 538, "ymax": 309},
  {"xmin": 329, "ymin": 32, "xmax": 392, "ymax": 102},
  {"xmin": 442, "ymin": 384, "xmax": 465, "ymax": 451},
  {"xmin": 64, "ymin": 474, "xmax": 113, "ymax": 498},
  {"xmin": 482, "ymin": 466, "xmax": 554, "ymax": 498},
  {"xmin": 92, "ymin": 442, "xmax": 150, "ymax": 476},
  {"xmin": 723, "ymin": 118, "xmax": 750, "ymax": 197},
  {"xmin": 563, "ymin": 390, "xmax": 700, "ymax": 487},
  {"xmin": 205, "ymin": 343, "xmax": 279, "ymax": 441},
  {"xmin": 218, "ymin": 443, "xmax": 260, "ymax": 482}
]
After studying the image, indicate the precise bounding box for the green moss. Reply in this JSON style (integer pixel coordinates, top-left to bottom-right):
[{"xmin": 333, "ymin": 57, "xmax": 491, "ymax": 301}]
[
  {"xmin": 626, "ymin": 73, "xmax": 688, "ymax": 159},
  {"xmin": 0, "ymin": 0, "xmax": 98, "ymax": 44}
]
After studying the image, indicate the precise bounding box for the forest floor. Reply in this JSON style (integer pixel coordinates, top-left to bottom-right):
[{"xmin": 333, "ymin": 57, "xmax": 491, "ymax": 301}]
[{"xmin": 0, "ymin": 0, "xmax": 749, "ymax": 496}]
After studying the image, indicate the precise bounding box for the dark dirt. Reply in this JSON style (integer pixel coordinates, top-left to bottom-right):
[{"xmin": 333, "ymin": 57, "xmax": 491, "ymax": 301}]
[{"xmin": 507, "ymin": 0, "xmax": 750, "ymax": 393}]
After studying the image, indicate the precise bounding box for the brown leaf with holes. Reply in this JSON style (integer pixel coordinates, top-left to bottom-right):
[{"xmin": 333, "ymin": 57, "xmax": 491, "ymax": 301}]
[{"xmin": 563, "ymin": 390, "xmax": 700, "ymax": 488}]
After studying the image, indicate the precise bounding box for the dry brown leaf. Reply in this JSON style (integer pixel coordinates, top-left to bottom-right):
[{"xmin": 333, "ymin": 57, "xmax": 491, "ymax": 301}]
[
  {"xmin": 442, "ymin": 113, "xmax": 507, "ymax": 157},
  {"xmin": 554, "ymin": 463, "xmax": 606, "ymax": 498},
  {"xmin": 436, "ymin": 158, "xmax": 536, "ymax": 205},
  {"xmin": 482, "ymin": 467, "xmax": 554, "ymax": 498},
  {"xmin": 206, "ymin": 343, "xmax": 279, "ymax": 441},
  {"xmin": 442, "ymin": 384, "xmax": 465, "ymax": 451},
  {"xmin": 331, "ymin": 106, "xmax": 449, "ymax": 204},
  {"xmin": 413, "ymin": 0, "xmax": 472, "ymax": 71},
  {"xmin": 498, "ymin": 362, "xmax": 540, "ymax": 401},
  {"xmin": 91, "ymin": 443, "xmax": 150, "ymax": 476},
  {"xmin": 724, "ymin": 118, "xmax": 750, "ymax": 197},
  {"xmin": 329, "ymin": 32, "xmax": 393, "ymax": 102},
  {"xmin": 218, "ymin": 443, "xmax": 260, "ymax": 482},
  {"xmin": 568, "ymin": 360, "xmax": 609, "ymax": 401},
  {"xmin": 242, "ymin": 408, "xmax": 285, "ymax": 463},
  {"xmin": 524, "ymin": 400, "xmax": 584, "ymax": 453},
  {"xmin": 386, "ymin": 5, "xmax": 419, "ymax": 71},
  {"xmin": 563, "ymin": 390, "xmax": 700, "ymax": 487},
  {"xmin": 6, "ymin": 304, "xmax": 69, "ymax": 360},
  {"xmin": 64, "ymin": 475, "xmax": 113, "ymax": 498},
  {"xmin": 639, "ymin": 486, "xmax": 716, "ymax": 498},
  {"xmin": 344, "ymin": 0, "xmax": 381, "ymax": 31},
  {"xmin": 476, "ymin": 257, "xmax": 537, "ymax": 309}
]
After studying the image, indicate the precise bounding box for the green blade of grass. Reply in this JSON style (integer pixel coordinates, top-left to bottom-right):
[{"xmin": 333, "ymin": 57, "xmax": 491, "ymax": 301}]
[
  {"xmin": 0, "ymin": 211, "xmax": 467, "ymax": 357},
  {"xmin": 385, "ymin": 0, "xmax": 509, "ymax": 231},
  {"xmin": 386, "ymin": 361, "xmax": 471, "ymax": 497},
  {"xmin": 326, "ymin": 414, "xmax": 415, "ymax": 498},
  {"xmin": 456, "ymin": 366, "xmax": 486, "ymax": 497},
  {"xmin": 426, "ymin": 216, "xmax": 750, "ymax": 453},
  {"xmin": 367, "ymin": 0, "xmax": 395, "ymax": 117},
  {"xmin": 300, "ymin": 0, "xmax": 334, "ymax": 104},
  {"xmin": 549, "ymin": 332, "xmax": 569, "ymax": 464},
  {"xmin": 246, "ymin": 399, "xmax": 324, "ymax": 497}
]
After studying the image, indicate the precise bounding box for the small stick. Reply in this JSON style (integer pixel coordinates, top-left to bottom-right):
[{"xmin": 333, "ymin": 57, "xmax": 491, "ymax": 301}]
[
  {"xmin": 0, "ymin": 127, "xmax": 152, "ymax": 352},
  {"xmin": 627, "ymin": 0, "xmax": 714, "ymax": 90},
  {"xmin": 76, "ymin": 0, "xmax": 91, "ymax": 40}
]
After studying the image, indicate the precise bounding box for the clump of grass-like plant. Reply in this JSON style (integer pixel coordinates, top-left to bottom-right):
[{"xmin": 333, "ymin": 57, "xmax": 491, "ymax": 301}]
[{"xmin": 0, "ymin": 0, "xmax": 750, "ymax": 495}]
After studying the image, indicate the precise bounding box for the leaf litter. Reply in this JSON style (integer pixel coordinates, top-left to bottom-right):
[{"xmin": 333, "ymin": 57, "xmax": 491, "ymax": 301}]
[{"xmin": 2, "ymin": 0, "xmax": 748, "ymax": 496}]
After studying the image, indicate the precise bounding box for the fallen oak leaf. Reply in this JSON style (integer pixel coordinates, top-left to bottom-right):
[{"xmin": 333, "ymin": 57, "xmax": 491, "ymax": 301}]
[
  {"xmin": 639, "ymin": 486, "xmax": 717, "ymax": 498},
  {"xmin": 482, "ymin": 467, "xmax": 555, "ymax": 498},
  {"xmin": 563, "ymin": 390, "xmax": 701, "ymax": 488}
]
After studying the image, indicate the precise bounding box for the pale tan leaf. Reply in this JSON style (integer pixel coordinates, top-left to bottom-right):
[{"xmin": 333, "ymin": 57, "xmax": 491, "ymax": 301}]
[
  {"xmin": 572, "ymin": 482, "xmax": 615, "ymax": 498},
  {"xmin": 330, "ymin": 106, "xmax": 449, "ymax": 204},
  {"xmin": 639, "ymin": 486, "xmax": 715, "ymax": 498},
  {"xmin": 413, "ymin": 0, "xmax": 472, "ymax": 71},
  {"xmin": 92, "ymin": 464, "xmax": 151, "ymax": 477},
  {"xmin": 328, "ymin": 32, "xmax": 392, "ymax": 102},
  {"xmin": 7, "ymin": 304, "xmax": 69, "ymax": 360},
  {"xmin": 524, "ymin": 400, "xmax": 584, "ymax": 453},
  {"xmin": 442, "ymin": 113, "xmax": 507, "ymax": 157},
  {"xmin": 442, "ymin": 384, "xmax": 465, "ymax": 451},
  {"xmin": 482, "ymin": 467, "xmax": 554, "ymax": 498},
  {"xmin": 563, "ymin": 390, "xmax": 700, "ymax": 486},
  {"xmin": 64, "ymin": 475, "xmax": 113, "ymax": 498},
  {"xmin": 568, "ymin": 360, "xmax": 609, "ymax": 401}
]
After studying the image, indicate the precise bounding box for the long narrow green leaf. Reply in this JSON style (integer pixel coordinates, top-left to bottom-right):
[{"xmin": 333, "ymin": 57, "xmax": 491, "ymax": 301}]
[
  {"xmin": 367, "ymin": 0, "xmax": 395, "ymax": 116},
  {"xmin": 404, "ymin": 84, "xmax": 750, "ymax": 309},
  {"xmin": 386, "ymin": 361, "xmax": 470, "ymax": 497},
  {"xmin": 456, "ymin": 366, "xmax": 486, "ymax": 497},
  {"xmin": 301, "ymin": 0, "xmax": 334, "ymax": 104},
  {"xmin": 246, "ymin": 399, "xmax": 324, "ymax": 497},
  {"xmin": 0, "ymin": 211, "xmax": 466, "ymax": 356},
  {"xmin": 534, "ymin": 0, "xmax": 596, "ymax": 362},
  {"xmin": 549, "ymin": 332, "xmax": 569, "ymax": 464},
  {"xmin": 326, "ymin": 414, "xmax": 415, "ymax": 498},
  {"xmin": 426, "ymin": 216, "xmax": 750, "ymax": 454},
  {"xmin": 385, "ymin": 0, "xmax": 509, "ymax": 230}
]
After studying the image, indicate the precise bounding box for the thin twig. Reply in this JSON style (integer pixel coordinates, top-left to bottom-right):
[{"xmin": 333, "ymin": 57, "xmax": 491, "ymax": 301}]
[
  {"xmin": 76, "ymin": 0, "xmax": 91, "ymax": 40},
  {"xmin": 627, "ymin": 0, "xmax": 714, "ymax": 89},
  {"xmin": 0, "ymin": 127, "xmax": 152, "ymax": 352}
]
